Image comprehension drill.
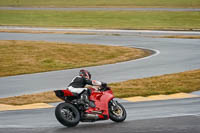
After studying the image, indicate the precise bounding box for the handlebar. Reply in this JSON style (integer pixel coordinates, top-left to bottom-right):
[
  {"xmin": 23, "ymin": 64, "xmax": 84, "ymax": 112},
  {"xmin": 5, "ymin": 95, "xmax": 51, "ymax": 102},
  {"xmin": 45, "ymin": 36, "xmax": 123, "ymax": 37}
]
[{"xmin": 99, "ymin": 86, "xmax": 110, "ymax": 92}]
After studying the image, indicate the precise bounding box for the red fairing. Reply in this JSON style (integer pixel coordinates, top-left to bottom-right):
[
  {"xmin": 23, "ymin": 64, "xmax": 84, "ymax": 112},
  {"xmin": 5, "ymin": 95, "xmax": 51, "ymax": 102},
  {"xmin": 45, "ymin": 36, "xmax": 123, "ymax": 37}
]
[
  {"xmin": 62, "ymin": 90, "xmax": 74, "ymax": 96},
  {"xmin": 86, "ymin": 88, "xmax": 114, "ymax": 119}
]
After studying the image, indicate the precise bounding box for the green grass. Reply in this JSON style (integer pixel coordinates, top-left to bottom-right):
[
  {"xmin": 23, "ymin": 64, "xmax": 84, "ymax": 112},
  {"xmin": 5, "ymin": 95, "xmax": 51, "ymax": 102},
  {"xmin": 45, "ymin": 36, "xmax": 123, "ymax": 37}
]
[
  {"xmin": 0, "ymin": 69, "xmax": 200, "ymax": 105},
  {"xmin": 0, "ymin": 10, "xmax": 200, "ymax": 30},
  {"xmin": 0, "ymin": 0, "xmax": 200, "ymax": 8},
  {"xmin": 0, "ymin": 40, "xmax": 150, "ymax": 77}
]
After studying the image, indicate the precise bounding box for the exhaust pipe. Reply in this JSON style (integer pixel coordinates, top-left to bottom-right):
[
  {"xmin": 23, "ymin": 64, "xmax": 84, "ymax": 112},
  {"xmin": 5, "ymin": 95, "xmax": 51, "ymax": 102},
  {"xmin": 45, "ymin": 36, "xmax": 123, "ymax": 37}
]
[{"xmin": 84, "ymin": 114, "xmax": 99, "ymax": 120}]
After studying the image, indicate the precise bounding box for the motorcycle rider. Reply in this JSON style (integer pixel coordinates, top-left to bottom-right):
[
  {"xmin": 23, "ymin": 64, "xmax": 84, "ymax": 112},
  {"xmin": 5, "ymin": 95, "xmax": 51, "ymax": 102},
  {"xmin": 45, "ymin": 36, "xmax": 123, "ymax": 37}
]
[{"xmin": 67, "ymin": 69, "xmax": 106, "ymax": 107}]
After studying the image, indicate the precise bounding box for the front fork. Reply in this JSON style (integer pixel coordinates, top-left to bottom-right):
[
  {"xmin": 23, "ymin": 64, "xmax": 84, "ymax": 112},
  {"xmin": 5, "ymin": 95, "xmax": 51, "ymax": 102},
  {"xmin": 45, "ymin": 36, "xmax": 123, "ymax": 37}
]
[
  {"xmin": 110, "ymin": 99, "xmax": 119, "ymax": 110},
  {"xmin": 109, "ymin": 99, "xmax": 123, "ymax": 117}
]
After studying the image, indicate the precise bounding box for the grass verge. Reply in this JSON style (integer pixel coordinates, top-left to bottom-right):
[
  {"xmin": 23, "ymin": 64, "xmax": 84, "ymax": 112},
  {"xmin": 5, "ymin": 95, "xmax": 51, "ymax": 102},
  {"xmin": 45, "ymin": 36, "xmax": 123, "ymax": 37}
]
[
  {"xmin": 0, "ymin": 69, "xmax": 199, "ymax": 105},
  {"xmin": 111, "ymin": 69, "xmax": 200, "ymax": 98},
  {"xmin": 0, "ymin": 40, "xmax": 150, "ymax": 77},
  {"xmin": 158, "ymin": 35, "xmax": 200, "ymax": 39},
  {"xmin": 0, "ymin": 0, "xmax": 200, "ymax": 8},
  {"xmin": 0, "ymin": 10, "xmax": 200, "ymax": 30}
]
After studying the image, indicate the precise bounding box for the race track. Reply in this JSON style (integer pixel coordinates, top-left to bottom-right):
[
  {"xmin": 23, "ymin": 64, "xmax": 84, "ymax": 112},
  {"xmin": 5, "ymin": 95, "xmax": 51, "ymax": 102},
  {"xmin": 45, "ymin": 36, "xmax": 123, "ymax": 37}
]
[
  {"xmin": 0, "ymin": 29, "xmax": 200, "ymax": 132},
  {"xmin": 0, "ymin": 30, "xmax": 200, "ymax": 98}
]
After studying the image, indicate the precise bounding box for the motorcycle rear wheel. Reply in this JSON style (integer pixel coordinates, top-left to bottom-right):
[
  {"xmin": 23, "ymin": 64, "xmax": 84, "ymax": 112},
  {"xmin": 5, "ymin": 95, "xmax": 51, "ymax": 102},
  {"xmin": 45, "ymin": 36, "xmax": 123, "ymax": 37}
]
[
  {"xmin": 109, "ymin": 100, "xmax": 127, "ymax": 122},
  {"xmin": 55, "ymin": 102, "xmax": 80, "ymax": 127}
]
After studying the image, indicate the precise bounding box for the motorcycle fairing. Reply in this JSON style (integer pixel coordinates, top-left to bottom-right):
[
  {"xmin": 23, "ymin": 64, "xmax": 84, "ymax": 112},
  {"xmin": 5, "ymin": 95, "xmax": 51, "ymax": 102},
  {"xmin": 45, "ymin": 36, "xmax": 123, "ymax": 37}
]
[
  {"xmin": 54, "ymin": 90, "xmax": 74, "ymax": 100},
  {"xmin": 86, "ymin": 88, "xmax": 114, "ymax": 119}
]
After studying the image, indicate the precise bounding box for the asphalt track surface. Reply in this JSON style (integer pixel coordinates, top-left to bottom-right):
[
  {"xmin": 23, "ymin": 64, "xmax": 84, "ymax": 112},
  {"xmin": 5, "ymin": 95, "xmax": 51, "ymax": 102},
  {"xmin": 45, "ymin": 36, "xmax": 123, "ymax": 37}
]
[
  {"xmin": 0, "ymin": 29, "xmax": 200, "ymax": 98},
  {"xmin": 0, "ymin": 98, "xmax": 200, "ymax": 133},
  {"xmin": 0, "ymin": 7, "xmax": 200, "ymax": 11}
]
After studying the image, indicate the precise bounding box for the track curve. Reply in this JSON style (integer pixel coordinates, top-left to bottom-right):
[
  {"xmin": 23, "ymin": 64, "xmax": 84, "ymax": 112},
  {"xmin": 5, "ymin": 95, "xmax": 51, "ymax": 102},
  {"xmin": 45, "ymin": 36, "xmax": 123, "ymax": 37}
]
[{"xmin": 0, "ymin": 30, "xmax": 200, "ymax": 98}]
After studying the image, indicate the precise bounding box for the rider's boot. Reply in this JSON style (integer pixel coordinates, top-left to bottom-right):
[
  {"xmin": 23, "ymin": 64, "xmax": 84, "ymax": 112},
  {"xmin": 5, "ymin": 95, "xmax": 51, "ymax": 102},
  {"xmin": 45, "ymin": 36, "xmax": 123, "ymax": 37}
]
[{"xmin": 81, "ymin": 93, "xmax": 95, "ymax": 108}]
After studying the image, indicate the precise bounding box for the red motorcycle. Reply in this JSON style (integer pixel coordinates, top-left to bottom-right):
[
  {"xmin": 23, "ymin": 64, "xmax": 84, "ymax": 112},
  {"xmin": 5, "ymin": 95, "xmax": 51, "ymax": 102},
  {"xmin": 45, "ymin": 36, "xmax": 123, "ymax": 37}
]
[{"xmin": 54, "ymin": 86, "xmax": 127, "ymax": 127}]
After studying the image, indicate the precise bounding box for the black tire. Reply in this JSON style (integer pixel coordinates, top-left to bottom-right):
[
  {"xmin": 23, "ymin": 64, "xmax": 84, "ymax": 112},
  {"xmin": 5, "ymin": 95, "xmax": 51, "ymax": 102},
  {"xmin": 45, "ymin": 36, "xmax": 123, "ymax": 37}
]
[
  {"xmin": 55, "ymin": 102, "xmax": 80, "ymax": 127},
  {"xmin": 109, "ymin": 100, "xmax": 127, "ymax": 122}
]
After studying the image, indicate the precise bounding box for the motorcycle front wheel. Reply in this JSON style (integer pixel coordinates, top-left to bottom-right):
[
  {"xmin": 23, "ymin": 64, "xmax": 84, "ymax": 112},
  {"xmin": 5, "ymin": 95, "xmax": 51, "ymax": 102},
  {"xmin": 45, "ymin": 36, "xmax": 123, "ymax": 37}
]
[
  {"xmin": 55, "ymin": 102, "xmax": 80, "ymax": 127},
  {"xmin": 109, "ymin": 100, "xmax": 127, "ymax": 122}
]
